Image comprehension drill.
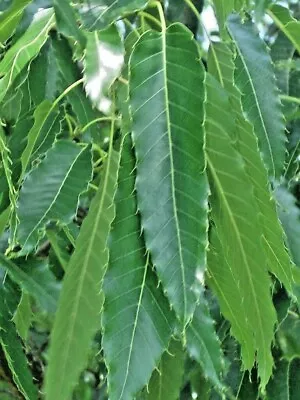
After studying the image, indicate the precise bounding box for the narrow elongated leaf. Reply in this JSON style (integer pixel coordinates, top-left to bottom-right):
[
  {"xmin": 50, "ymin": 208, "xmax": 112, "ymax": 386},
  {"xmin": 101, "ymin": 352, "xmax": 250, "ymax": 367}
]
[
  {"xmin": 227, "ymin": 14, "xmax": 286, "ymax": 178},
  {"xmin": 267, "ymin": 4, "xmax": 300, "ymax": 54},
  {"xmin": 0, "ymin": 253, "xmax": 59, "ymax": 314},
  {"xmin": 208, "ymin": 42, "xmax": 293, "ymax": 292},
  {"xmin": 103, "ymin": 134, "xmax": 174, "ymax": 400},
  {"xmin": 13, "ymin": 292, "xmax": 32, "ymax": 341},
  {"xmin": 186, "ymin": 297, "xmax": 224, "ymax": 390},
  {"xmin": 0, "ymin": 8, "xmax": 54, "ymax": 103},
  {"xmin": 205, "ymin": 73, "xmax": 276, "ymax": 389},
  {"xmin": 0, "ymin": 273, "xmax": 37, "ymax": 400},
  {"xmin": 17, "ymin": 140, "xmax": 92, "ymax": 252},
  {"xmin": 84, "ymin": 26, "xmax": 124, "ymax": 114},
  {"xmin": 53, "ymin": 0, "xmax": 86, "ymax": 48},
  {"xmin": 79, "ymin": 0, "xmax": 148, "ymax": 31},
  {"xmin": 28, "ymin": 40, "xmax": 59, "ymax": 105},
  {"xmin": 0, "ymin": 0, "xmax": 32, "ymax": 44},
  {"xmin": 129, "ymin": 23, "xmax": 208, "ymax": 325},
  {"xmin": 206, "ymin": 231, "xmax": 256, "ymax": 371},
  {"xmin": 145, "ymin": 339, "xmax": 184, "ymax": 400},
  {"xmin": 45, "ymin": 129, "xmax": 119, "ymax": 400}
]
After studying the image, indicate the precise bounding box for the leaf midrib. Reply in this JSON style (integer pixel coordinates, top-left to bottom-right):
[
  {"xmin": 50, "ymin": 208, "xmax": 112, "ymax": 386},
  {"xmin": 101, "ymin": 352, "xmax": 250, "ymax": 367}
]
[
  {"xmin": 161, "ymin": 28, "xmax": 187, "ymax": 324},
  {"xmin": 206, "ymin": 155, "xmax": 267, "ymax": 359},
  {"xmin": 54, "ymin": 134, "xmax": 115, "ymax": 397},
  {"xmin": 231, "ymin": 39, "xmax": 276, "ymax": 177},
  {"xmin": 118, "ymin": 260, "xmax": 148, "ymax": 400}
]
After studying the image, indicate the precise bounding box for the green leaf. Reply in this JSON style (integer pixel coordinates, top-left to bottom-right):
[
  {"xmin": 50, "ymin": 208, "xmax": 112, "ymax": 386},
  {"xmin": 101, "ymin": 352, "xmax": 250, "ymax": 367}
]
[
  {"xmin": 79, "ymin": 0, "xmax": 148, "ymax": 31},
  {"xmin": 227, "ymin": 14, "xmax": 286, "ymax": 178},
  {"xmin": 44, "ymin": 127, "xmax": 119, "ymax": 400},
  {"xmin": 270, "ymin": 31, "xmax": 295, "ymax": 95},
  {"xmin": 0, "ymin": 253, "xmax": 59, "ymax": 314},
  {"xmin": 0, "ymin": 0, "xmax": 32, "ymax": 44},
  {"xmin": 13, "ymin": 292, "xmax": 32, "ymax": 341},
  {"xmin": 208, "ymin": 42, "xmax": 293, "ymax": 293},
  {"xmin": 212, "ymin": 0, "xmax": 234, "ymax": 38},
  {"xmin": 205, "ymin": 73, "xmax": 277, "ymax": 389},
  {"xmin": 254, "ymin": 0, "xmax": 272, "ymax": 21},
  {"xmin": 275, "ymin": 185, "xmax": 300, "ymax": 267},
  {"xmin": 267, "ymin": 4, "xmax": 300, "ymax": 55},
  {"xmin": 84, "ymin": 25, "xmax": 124, "ymax": 114},
  {"xmin": 0, "ymin": 273, "xmax": 37, "ymax": 400},
  {"xmin": 53, "ymin": 0, "xmax": 86, "ymax": 49},
  {"xmin": 21, "ymin": 100, "xmax": 60, "ymax": 176},
  {"xmin": 186, "ymin": 297, "xmax": 224, "ymax": 391},
  {"xmin": 28, "ymin": 39, "xmax": 59, "ymax": 106},
  {"xmin": 102, "ymin": 133, "xmax": 175, "ymax": 400},
  {"xmin": 145, "ymin": 339, "xmax": 184, "ymax": 400},
  {"xmin": 52, "ymin": 37, "xmax": 101, "ymax": 140},
  {"xmin": 266, "ymin": 358, "xmax": 300, "ymax": 399},
  {"xmin": 0, "ymin": 7, "xmax": 54, "ymax": 103},
  {"xmin": 46, "ymin": 227, "xmax": 70, "ymax": 271},
  {"xmin": 17, "ymin": 140, "xmax": 92, "ymax": 253},
  {"xmin": 0, "ymin": 126, "xmax": 17, "ymax": 217},
  {"xmin": 129, "ymin": 23, "xmax": 208, "ymax": 325}
]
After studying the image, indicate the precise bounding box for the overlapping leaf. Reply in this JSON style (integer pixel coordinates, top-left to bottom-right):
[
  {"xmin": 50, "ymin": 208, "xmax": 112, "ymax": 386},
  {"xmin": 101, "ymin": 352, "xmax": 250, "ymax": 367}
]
[
  {"xmin": 102, "ymin": 133, "xmax": 174, "ymax": 400},
  {"xmin": 275, "ymin": 185, "xmax": 300, "ymax": 267},
  {"xmin": 145, "ymin": 339, "xmax": 184, "ymax": 400},
  {"xmin": 53, "ymin": 0, "xmax": 86, "ymax": 49},
  {"xmin": 0, "ymin": 0, "xmax": 32, "ymax": 44},
  {"xmin": 270, "ymin": 31, "xmax": 295, "ymax": 95},
  {"xmin": 17, "ymin": 140, "xmax": 92, "ymax": 253},
  {"xmin": 266, "ymin": 358, "xmax": 300, "ymax": 399},
  {"xmin": 21, "ymin": 101, "xmax": 60, "ymax": 176},
  {"xmin": 79, "ymin": 0, "xmax": 148, "ymax": 31},
  {"xmin": 208, "ymin": 42, "xmax": 293, "ymax": 292},
  {"xmin": 227, "ymin": 14, "xmax": 286, "ymax": 178},
  {"xmin": 84, "ymin": 25, "xmax": 124, "ymax": 114},
  {"xmin": 129, "ymin": 23, "xmax": 208, "ymax": 325},
  {"xmin": 28, "ymin": 40, "xmax": 59, "ymax": 106},
  {"xmin": 52, "ymin": 37, "xmax": 101, "ymax": 140},
  {"xmin": 0, "ymin": 7, "xmax": 54, "ymax": 103},
  {"xmin": 0, "ymin": 272, "xmax": 37, "ymax": 400},
  {"xmin": 186, "ymin": 296, "xmax": 224, "ymax": 391},
  {"xmin": 0, "ymin": 254, "xmax": 60, "ymax": 314},
  {"xmin": 45, "ymin": 130, "xmax": 119, "ymax": 400},
  {"xmin": 205, "ymin": 72, "xmax": 276, "ymax": 389},
  {"xmin": 267, "ymin": 4, "xmax": 300, "ymax": 54}
]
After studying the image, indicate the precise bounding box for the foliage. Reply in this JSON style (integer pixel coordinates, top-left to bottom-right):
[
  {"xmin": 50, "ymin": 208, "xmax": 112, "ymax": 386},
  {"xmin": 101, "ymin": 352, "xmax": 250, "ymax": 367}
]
[{"xmin": 0, "ymin": 0, "xmax": 299, "ymax": 399}]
